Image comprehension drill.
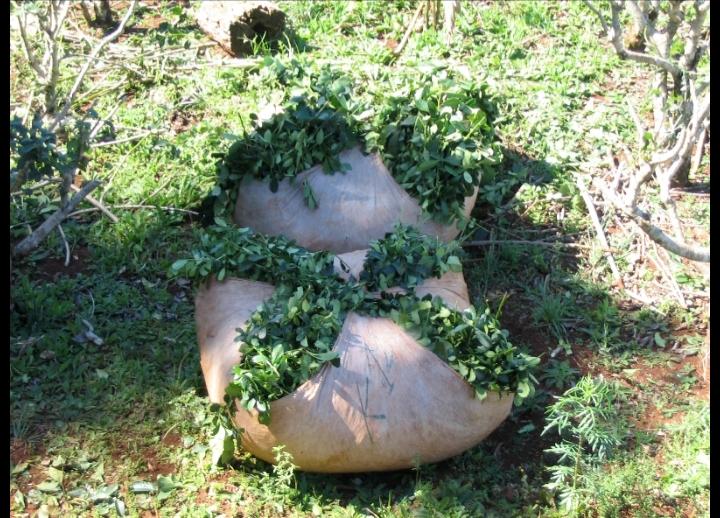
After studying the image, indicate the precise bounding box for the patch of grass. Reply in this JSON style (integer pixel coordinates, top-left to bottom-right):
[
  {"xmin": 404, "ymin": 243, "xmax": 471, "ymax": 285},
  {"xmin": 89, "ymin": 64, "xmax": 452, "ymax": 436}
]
[
  {"xmin": 542, "ymin": 360, "xmax": 580, "ymax": 391},
  {"xmin": 577, "ymin": 401, "xmax": 709, "ymax": 518},
  {"xmin": 530, "ymin": 278, "xmax": 575, "ymax": 342}
]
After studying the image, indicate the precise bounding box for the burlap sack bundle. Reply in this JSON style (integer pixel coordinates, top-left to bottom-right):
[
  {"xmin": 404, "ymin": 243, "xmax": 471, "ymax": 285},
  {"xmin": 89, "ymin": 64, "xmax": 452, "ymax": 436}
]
[
  {"xmin": 196, "ymin": 250, "xmax": 513, "ymax": 473},
  {"xmin": 233, "ymin": 146, "xmax": 478, "ymax": 254}
]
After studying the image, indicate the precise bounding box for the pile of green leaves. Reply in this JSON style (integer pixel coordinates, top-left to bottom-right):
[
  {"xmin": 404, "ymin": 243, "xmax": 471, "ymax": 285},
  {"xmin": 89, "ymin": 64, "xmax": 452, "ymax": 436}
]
[
  {"xmin": 358, "ymin": 65, "xmax": 501, "ymax": 222},
  {"xmin": 171, "ymin": 225, "xmax": 538, "ymax": 424},
  {"xmin": 229, "ymin": 283, "xmax": 370, "ymax": 424},
  {"xmin": 209, "ymin": 58, "xmax": 501, "ymax": 225},
  {"xmin": 169, "ymin": 222, "xmax": 337, "ymax": 285},
  {"xmin": 360, "ymin": 224, "xmax": 464, "ymax": 290},
  {"xmin": 219, "ymin": 100, "xmax": 358, "ymax": 200},
  {"xmin": 374, "ymin": 294, "xmax": 539, "ymax": 401}
]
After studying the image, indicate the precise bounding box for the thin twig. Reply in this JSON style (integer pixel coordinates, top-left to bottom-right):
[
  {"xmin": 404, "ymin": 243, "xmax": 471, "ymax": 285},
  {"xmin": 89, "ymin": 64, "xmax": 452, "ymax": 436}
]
[
  {"xmin": 70, "ymin": 184, "xmax": 118, "ymax": 222},
  {"xmin": 392, "ymin": 2, "xmax": 425, "ymax": 59},
  {"xmin": 133, "ymin": 41, "xmax": 218, "ymax": 61},
  {"xmin": 669, "ymin": 190, "xmax": 710, "ymax": 198},
  {"xmin": 14, "ymin": 180, "xmax": 101, "ymax": 257},
  {"xmin": 89, "ymin": 130, "xmax": 160, "ymax": 148},
  {"xmin": 462, "ymin": 240, "xmax": 601, "ymax": 251},
  {"xmin": 575, "ymin": 176, "xmax": 624, "ymax": 288},
  {"xmin": 50, "ymin": 0, "xmax": 137, "ymax": 130},
  {"xmin": 664, "ymin": 197, "xmax": 686, "ymax": 243},
  {"xmin": 582, "ymin": 0, "xmax": 610, "ymax": 35},
  {"xmin": 89, "ymin": 94, "xmax": 127, "ymax": 140},
  {"xmin": 99, "ymin": 136, "xmax": 151, "ymax": 203},
  {"xmin": 653, "ymin": 243, "xmax": 687, "ymax": 308},
  {"xmin": 68, "ymin": 204, "xmax": 199, "ymax": 218},
  {"xmin": 15, "ymin": 7, "xmax": 45, "ymax": 77},
  {"xmin": 57, "ymin": 223, "xmax": 70, "ymax": 266},
  {"xmin": 623, "ymin": 289, "xmax": 657, "ymax": 307},
  {"xmin": 625, "ymin": 98, "xmax": 646, "ymax": 150},
  {"xmin": 10, "ymin": 178, "xmax": 63, "ymax": 197},
  {"xmin": 21, "ymin": 89, "xmax": 38, "ymax": 127},
  {"xmin": 139, "ymin": 175, "xmax": 176, "ymax": 206},
  {"xmin": 680, "ymin": 289, "xmax": 710, "ymax": 299}
]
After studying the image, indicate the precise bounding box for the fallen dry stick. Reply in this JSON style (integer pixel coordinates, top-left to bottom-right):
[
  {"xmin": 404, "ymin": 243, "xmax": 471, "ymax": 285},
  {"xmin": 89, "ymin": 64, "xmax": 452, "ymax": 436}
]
[
  {"xmin": 575, "ymin": 175, "xmax": 624, "ymax": 288},
  {"xmin": 70, "ymin": 184, "xmax": 119, "ymax": 223},
  {"xmin": 14, "ymin": 180, "xmax": 100, "ymax": 257}
]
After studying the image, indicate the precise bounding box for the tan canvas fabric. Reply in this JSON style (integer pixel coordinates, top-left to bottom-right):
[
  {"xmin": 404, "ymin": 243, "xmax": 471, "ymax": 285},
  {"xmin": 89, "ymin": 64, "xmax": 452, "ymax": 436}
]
[
  {"xmin": 233, "ymin": 146, "xmax": 479, "ymax": 253},
  {"xmin": 195, "ymin": 253, "xmax": 513, "ymax": 472}
]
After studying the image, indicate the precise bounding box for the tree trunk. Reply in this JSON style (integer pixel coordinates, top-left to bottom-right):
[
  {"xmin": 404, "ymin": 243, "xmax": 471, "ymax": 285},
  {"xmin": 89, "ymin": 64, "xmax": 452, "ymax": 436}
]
[
  {"xmin": 95, "ymin": 0, "xmax": 115, "ymax": 27},
  {"xmin": 701, "ymin": 320, "xmax": 709, "ymax": 384},
  {"xmin": 443, "ymin": 0, "xmax": 460, "ymax": 43},
  {"xmin": 195, "ymin": 1, "xmax": 286, "ymax": 57},
  {"xmin": 81, "ymin": 0, "xmax": 116, "ymax": 28}
]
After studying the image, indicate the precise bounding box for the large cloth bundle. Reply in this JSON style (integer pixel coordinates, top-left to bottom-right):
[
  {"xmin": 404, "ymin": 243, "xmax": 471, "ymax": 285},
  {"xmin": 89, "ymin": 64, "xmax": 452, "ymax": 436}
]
[
  {"xmin": 233, "ymin": 147, "xmax": 478, "ymax": 254},
  {"xmin": 196, "ymin": 250, "xmax": 513, "ymax": 473}
]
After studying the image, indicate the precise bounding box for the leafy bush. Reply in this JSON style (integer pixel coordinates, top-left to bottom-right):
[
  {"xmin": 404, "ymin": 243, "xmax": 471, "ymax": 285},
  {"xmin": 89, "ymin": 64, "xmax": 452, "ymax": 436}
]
[
  {"xmin": 10, "ymin": 113, "xmax": 90, "ymax": 222},
  {"xmin": 542, "ymin": 376, "xmax": 629, "ymax": 514},
  {"xmin": 10, "ymin": 115, "xmax": 66, "ymax": 191}
]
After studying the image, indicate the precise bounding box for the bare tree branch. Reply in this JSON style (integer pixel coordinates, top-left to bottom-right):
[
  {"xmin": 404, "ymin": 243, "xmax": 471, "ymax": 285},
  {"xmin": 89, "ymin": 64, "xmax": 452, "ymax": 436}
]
[
  {"xmin": 68, "ymin": 204, "xmax": 199, "ymax": 219},
  {"xmin": 69, "ymin": 184, "xmax": 118, "ymax": 223},
  {"xmin": 45, "ymin": 1, "xmax": 72, "ymax": 112},
  {"xmin": 57, "ymin": 223, "xmax": 70, "ymax": 266},
  {"xmin": 594, "ymin": 179, "xmax": 709, "ymax": 262},
  {"xmin": 576, "ymin": 176, "xmax": 624, "ymax": 287},
  {"xmin": 625, "ymin": 98, "xmax": 646, "ymax": 150},
  {"xmin": 50, "ymin": 0, "xmax": 137, "ymax": 130},
  {"xmin": 462, "ymin": 240, "xmax": 599, "ymax": 251},
  {"xmin": 392, "ymin": 1, "xmax": 425, "ymax": 60},
  {"xmin": 680, "ymin": 0, "xmax": 709, "ymax": 70},
  {"xmin": 688, "ymin": 127, "xmax": 707, "ymax": 180},
  {"xmin": 583, "ymin": 0, "xmax": 610, "ymax": 35},
  {"xmin": 14, "ymin": 180, "xmax": 101, "ymax": 257},
  {"xmin": 15, "ymin": 8, "xmax": 45, "ymax": 78},
  {"xmin": 606, "ymin": 1, "xmax": 683, "ymax": 78}
]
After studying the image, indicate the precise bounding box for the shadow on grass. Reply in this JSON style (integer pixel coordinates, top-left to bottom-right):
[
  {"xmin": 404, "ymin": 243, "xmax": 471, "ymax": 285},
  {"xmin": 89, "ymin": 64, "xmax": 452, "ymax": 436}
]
[{"xmin": 10, "ymin": 209, "xmax": 207, "ymax": 449}]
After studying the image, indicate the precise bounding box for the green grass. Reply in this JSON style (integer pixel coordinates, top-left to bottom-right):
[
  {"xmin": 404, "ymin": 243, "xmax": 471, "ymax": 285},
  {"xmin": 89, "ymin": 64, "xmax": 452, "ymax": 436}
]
[{"xmin": 10, "ymin": 1, "xmax": 709, "ymax": 516}]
